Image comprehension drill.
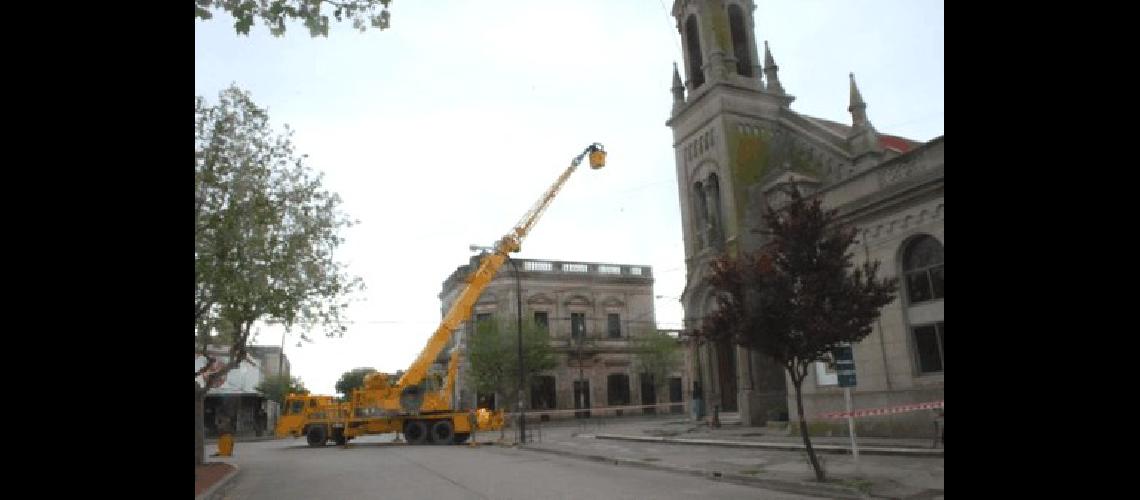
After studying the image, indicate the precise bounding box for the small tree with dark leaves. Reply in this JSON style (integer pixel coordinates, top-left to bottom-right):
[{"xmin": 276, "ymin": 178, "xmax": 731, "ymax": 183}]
[{"xmin": 703, "ymin": 185, "xmax": 897, "ymax": 482}]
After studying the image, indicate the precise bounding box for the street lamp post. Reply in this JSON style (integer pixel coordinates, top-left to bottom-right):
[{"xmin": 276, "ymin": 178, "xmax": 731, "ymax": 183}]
[{"xmin": 507, "ymin": 257, "xmax": 526, "ymax": 444}]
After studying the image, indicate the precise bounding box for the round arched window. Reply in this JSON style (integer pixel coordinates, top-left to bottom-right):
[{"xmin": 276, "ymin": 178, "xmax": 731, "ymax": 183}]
[{"xmin": 903, "ymin": 235, "xmax": 944, "ymax": 304}]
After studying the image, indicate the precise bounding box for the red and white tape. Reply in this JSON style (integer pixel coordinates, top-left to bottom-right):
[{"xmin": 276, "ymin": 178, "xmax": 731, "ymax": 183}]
[{"xmin": 817, "ymin": 400, "xmax": 943, "ymax": 420}]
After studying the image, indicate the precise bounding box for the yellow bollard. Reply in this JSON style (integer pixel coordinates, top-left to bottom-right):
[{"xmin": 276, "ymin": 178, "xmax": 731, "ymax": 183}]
[{"xmin": 216, "ymin": 433, "xmax": 234, "ymax": 457}]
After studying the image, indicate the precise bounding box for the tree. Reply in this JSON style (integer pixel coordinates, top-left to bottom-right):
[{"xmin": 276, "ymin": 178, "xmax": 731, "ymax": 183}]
[
  {"xmin": 195, "ymin": 84, "xmax": 363, "ymax": 465},
  {"xmin": 195, "ymin": 0, "xmax": 393, "ymax": 37},
  {"xmin": 631, "ymin": 329, "xmax": 682, "ymax": 411},
  {"xmin": 256, "ymin": 374, "xmax": 309, "ymax": 406},
  {"xmin": 702, "ymin": 184, "xmax": 897, "ymax": 482},
  {"xmin": 335, "ymin": 367, "xmax": 379, "ymax": 400},
  {"xmin": 466, "ymin": 316, "xmax": 556, "ymax": 438}
]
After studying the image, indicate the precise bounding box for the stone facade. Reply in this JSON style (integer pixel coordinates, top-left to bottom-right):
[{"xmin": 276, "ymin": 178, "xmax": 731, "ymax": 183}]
[
  {"xmin": 439, "ymin": 257, "xmax": 688, "ymax": 418},
  {"xmin": 667, "ymin": 0, "xmax": 943, "ymax": 437}
]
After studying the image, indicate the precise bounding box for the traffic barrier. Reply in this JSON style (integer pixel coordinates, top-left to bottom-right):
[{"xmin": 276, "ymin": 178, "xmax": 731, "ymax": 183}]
[{"xmin": 816, "ymin": 400, "xmax": 943, "ymax": 420}]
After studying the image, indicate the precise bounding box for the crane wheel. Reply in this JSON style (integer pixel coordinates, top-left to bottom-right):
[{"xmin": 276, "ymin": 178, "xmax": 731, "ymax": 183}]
[
  {"xmin": 453, "ymin": 433, "xmax": 470, "ymax": 445},
  {"xmin": 404, "ymin": 420, "xmax": 428, "ymax": 445},
  {"xmin": 333, "ymin": 429, "xmax": 347, "ymax": 446},
  {"xmin": 430, "ymin": 420, "xmax": 454, "ymax": 445},
  {"xmin": 306, "ymin": 426, "xmax": 327, "ymax": 447}
]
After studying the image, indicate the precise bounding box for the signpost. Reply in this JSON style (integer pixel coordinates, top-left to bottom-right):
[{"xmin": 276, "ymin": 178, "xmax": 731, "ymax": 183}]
[{"xmin": 834, "ymin": 344, "xmax": 860, "ymax": 474}]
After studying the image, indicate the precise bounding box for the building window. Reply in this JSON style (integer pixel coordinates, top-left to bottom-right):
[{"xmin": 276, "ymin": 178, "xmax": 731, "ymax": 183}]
[
  {"xmin": 727, "ymin": 4, "xmax": 753, "ymax": 77},
  {"xmin": 607, "ymin": 373, "xmax": 631, "ymax": 407},
  {"xmin": 530, "ymin": 375, "xmax": 556, "ymax": 411},
  {"xmin": 684, "ymin": 15, "xmax": 705, "ymax": 88},
  {"xmin": 913, "ymin": 322, "xmax": 944, "ymax": 373},
  {"xmin": 903, "ymin": 235, "xmax": 944, "ymax": 304},
  {"xmin": 534, "ymin": 311, "xmax": 549, "ymax": 330},
  {"xmin": 607, "ymin": 313, "xmax": 621, "ymax": 338},
  {"xmin": 706, "ymin": 173, "xmax": 723, "ymax": 246},
  {"xmin": 571, "ymin": 313, "xmax": 586, "ymax": 340},
  {"xmin": 693, "ymin": 181, "xmax": 708, "ymax": 249}
]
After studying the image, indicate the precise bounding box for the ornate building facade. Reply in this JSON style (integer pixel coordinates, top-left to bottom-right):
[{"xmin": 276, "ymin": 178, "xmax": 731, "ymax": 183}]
[{"xmin": 668, "ymin": 0, "xmax": 943, "ymax": 436}]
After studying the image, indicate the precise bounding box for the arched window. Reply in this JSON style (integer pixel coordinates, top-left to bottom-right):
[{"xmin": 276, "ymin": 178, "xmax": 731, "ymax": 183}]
[
  {"xmin": 706, "ymin": 173, "xmax": 723, "ymax": 245},
  {"xmin": 684, "ymin": 16, "xmax": 706, "ymax": 89},
  {"xmin": 727, "ymin": 4, "xmax": 753, "ymax": 77},
  {"xmin": 693, "ymin": 181, "xmax": 708, "ymax": 249},
  {"xmin": 902, "ymin": 235, "xmax": 944, "ymax": 304}
]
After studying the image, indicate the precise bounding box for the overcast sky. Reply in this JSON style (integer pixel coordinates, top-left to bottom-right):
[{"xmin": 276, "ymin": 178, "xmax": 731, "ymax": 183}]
[{"xmin": 195, "ymin": 0, "xmax": 944, "ymax": 396}]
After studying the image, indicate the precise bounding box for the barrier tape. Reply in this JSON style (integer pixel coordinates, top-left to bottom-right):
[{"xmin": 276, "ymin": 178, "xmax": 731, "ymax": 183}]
[{"xmin": 817, "ymin": 400, "xmax": 943, "ymax": 420}]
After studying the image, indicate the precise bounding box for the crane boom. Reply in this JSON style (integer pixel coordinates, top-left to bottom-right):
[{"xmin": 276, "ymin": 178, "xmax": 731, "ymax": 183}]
[{"xmin": 394, "ymin": 143, "xmax": 606, "ymax": 390}]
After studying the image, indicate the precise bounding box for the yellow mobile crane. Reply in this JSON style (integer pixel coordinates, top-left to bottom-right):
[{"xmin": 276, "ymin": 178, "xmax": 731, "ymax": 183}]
[
  {"xmin": 328, "ymin": 143, "xmax": 607, "ymax": 446},
  {"xmin": 276, "ymin": 394, "xmax": 349, "ymax": 444}
]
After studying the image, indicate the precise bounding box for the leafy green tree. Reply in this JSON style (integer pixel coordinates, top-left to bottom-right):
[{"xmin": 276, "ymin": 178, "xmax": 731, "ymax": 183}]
[
  {"xmin": 195, "ymin": 0, "xmax": 393, "ymax": 37},
  {"xmin": 467, "ymin": 316, "xmax": 557, "ymax": 417},
  {"xmin": 703, "ymin": 185, "xmax": 897, "ymax": 482},
  {"xmin": 256, "ymin": 374, "xmax": 309, "ymax": 406},
  {"xmin": 195, "ymin": 84, "xmax": 363, "ymax": 464},
  {"xmin": 631, "ymin": 329, "xmax": 682, "ymax": 410},
  {"xmin": 335, "ymin": 367, "xmax": 379, "ymax": 400}
]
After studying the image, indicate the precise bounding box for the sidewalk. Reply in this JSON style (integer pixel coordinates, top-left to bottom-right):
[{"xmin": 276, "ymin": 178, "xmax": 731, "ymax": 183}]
[
  {"xmin": 195, "ymin": 461, "xmax": 238, "ymax": 500},
  {"xmin": 506, "ymin": 414, "xmax": 943, "ymax": 499}
]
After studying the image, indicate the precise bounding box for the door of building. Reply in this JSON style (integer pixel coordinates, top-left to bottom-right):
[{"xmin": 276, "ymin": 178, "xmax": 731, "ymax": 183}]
[
  {"xmin": 716, "ymin": 339, "xmax": 738, "ymax": 412},
  {"xmin": 640, "ymin": 374, "xmax": 657, "ymax": 415},
  {"xmin": 573, "ymin": 380, "xmax": 591, "ymax": 418},
  {"xmin": 668, "ymin": 377, "xmax": 683, "ymax": 414}
]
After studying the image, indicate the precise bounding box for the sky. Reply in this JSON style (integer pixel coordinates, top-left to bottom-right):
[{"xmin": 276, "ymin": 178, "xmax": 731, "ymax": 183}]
[{"xmin": 195, "ymin": 0, "xmax": 944, "ymax": 396}]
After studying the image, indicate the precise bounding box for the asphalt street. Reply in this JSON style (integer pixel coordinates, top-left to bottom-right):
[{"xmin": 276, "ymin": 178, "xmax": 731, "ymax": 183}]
[{"xmin": 213, "ymin": 434, "xmax": 824, "ymax": 499}]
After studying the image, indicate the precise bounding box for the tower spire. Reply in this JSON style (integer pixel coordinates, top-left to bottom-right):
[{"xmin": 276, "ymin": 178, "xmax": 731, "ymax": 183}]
[
  {"xmin": 763, "ymin": 41, "xmax": 784, "ymax": 94},
  {"xmin": 846, "ymin": 72, "xmax": 882, "ymax": 157},
  {"xmin": 848, "ymin": 73, "xmax": 872, "ymax": 129},
  {"xmin": 672, "ymin": 63, "xmax": 685, "ymax": 101},
  {"xmin": 671, "ymin": 62, "xmax": 686, "ymax": 114}
]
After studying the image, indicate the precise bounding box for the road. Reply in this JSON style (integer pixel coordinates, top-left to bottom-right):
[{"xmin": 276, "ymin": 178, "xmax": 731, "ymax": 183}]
[{"xmin": 214, "ymin": 435, "xmax": 824, "ymax": 499}]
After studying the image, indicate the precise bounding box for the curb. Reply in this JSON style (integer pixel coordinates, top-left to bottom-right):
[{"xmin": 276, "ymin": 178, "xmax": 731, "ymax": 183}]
[
  {"xmin": 594, "ymin": 434, "xmax": 944, "ymax": 457},
  {"xmin": 205, "ymin": 436, "xmax": 279, "ymax": 444},
  {"xmin": 519, "ymin": 445, "xmax": 867, "ymax": 499},
  {"xmin": 196, "ymin": 464, "xmax": 240, "ymax": 500}
]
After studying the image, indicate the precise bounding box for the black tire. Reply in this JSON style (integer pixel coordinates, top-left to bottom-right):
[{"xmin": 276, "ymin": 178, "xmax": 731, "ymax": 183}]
[
  {"xmin": 453, "ymin": 433, "xmax": 470, "ymax": 445},
  {"xmin": 333, "ymin": 428, "xmax": 347, "ymax": 446},
  {"xmin": 404, "ymin": 420, "xmax": 428, "ymax": 445},
  {"xmin": 306, "ymin": 426, "xmax": 327, "ymax": 447},
  {"xmin": 430, "ymin": 420, "xmax": 454, "ymax": 445}
]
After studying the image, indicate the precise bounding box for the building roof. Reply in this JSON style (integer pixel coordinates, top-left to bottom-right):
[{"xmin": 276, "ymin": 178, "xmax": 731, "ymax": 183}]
[{"xmin": 799, "ymin": 114, "xmax": 921, "ymax": 153}]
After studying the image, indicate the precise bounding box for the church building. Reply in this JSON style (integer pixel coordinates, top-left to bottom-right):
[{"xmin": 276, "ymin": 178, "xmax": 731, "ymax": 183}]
[{"xmin": 668, "ymin": 0, "xmax": 943, "ymax": 437}]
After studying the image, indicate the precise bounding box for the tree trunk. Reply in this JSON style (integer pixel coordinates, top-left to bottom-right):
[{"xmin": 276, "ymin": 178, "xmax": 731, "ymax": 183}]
[
  {"xmin": 792, "ymin": 374, "xmax": 825, "ymax": 482},
  {"xmin": 195, "ymin": 384, "xmax": 206, "ymax": 465}
]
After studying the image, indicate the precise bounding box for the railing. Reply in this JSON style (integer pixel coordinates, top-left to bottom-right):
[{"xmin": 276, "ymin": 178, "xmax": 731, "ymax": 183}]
[{"xmin": 511, "ymin": 259, "xmax": 653, "ymax": 278}]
